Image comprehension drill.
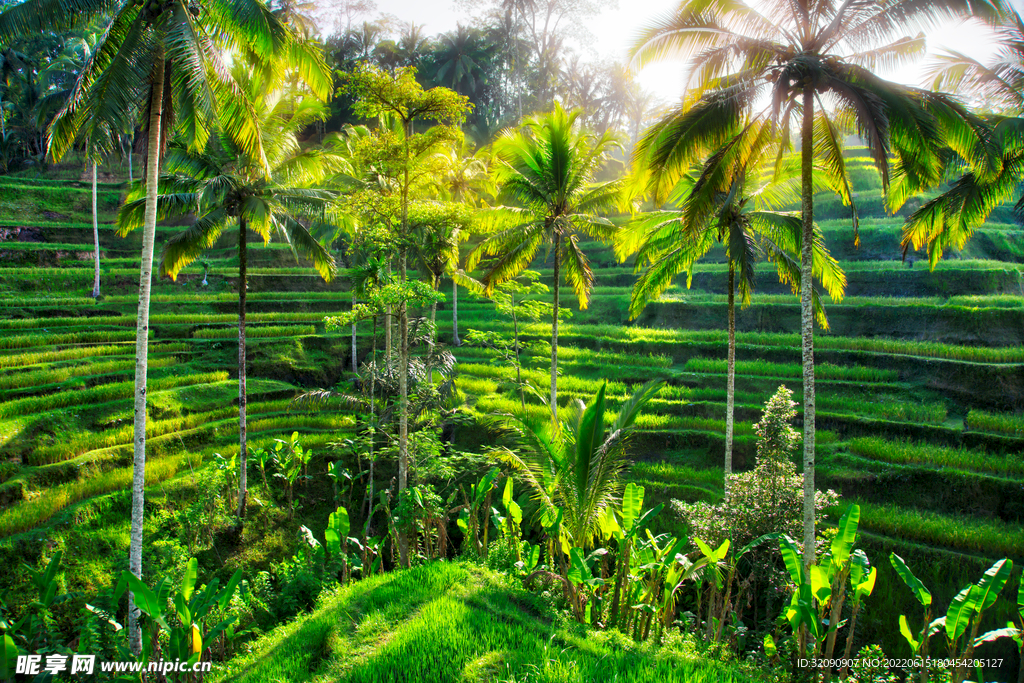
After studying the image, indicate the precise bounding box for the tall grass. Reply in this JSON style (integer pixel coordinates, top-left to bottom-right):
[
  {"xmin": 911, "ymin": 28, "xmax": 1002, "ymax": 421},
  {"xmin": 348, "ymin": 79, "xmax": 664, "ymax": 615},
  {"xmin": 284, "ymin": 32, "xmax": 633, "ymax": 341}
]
[
  {"xmin": 967, "ymin": 409, "xmax": 1024, "ymax": 437},
  {"xmin": 0, "ymin": 330, "xmax": 138, "ymax": 351},
  {"xmin": 818, "ymin": 395, "xmax": 948, "ymax": 424},
  {"xmin": 0, "ymin": 357, "xmax": 176, "ymax": 393},
  {"xmin": 683, "ymin": 357, "xmax": 897, "ymax": 383},
  {"xmin": 193, "ymin": 325, "xmax": 316, "ymax": 339},
  {"xmin": 0, "ymin": 371, "xmax": 229, "ymax": 419},
  {"xmin": 853, "ymin": 500, "xmax": 1024, "ymax": 557},
  {"xmin": 847, "ymin": 437, "xmax": 1024, "ymax": 477},
  {"xmin": 0, "ymin": 343, "xmax": 187, "ymax": 370},
  {"xmin": 0, "ymin": 452, "xmax": 196, "ymax": 538}
]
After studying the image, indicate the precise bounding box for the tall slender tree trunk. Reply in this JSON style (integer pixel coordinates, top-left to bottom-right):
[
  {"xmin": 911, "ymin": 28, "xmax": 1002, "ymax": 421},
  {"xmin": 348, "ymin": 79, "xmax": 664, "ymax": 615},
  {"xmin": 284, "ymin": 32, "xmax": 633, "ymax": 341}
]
[
  {"xmin": 365, "ymin": 317, "xmax": 376, "ymax": 538},
  {"xmin": 428, "ymin": 288, "xmax": 437, "ymax": 385},
  {"xmin": 724, "ymin": 262, "xmax": 735, "ymax": 493},
  {"xmin": 800, "ymin": 84, "xmax": 817, "ymax": 569},
  {"xmin": 397, "ymin": 121, "xmax": 412, "ymax": 567},
  {"xmin": 512, "ymin": 292, "xmax": 524, "ymax": 409},
  {"xmin": 91, "ymin": 159, "xmax": 100, "ymax": 298},
  {"xmin": 236, "ymin": 219, "xmax": 248, "ymax": 519},
  {"xmin": 452, "ymin": 279, "xmax": 460, "ymax": 346},
  {"xmin": 128, "ymin": 133, "xmax": 133, "ymax": 185},
  {"xmin": 385, "ymin": 305, "xmax": 392, "ymax": 361},
  {"xmin": 351, "ymin": 290, "xmax": 358, "ymax": 373},
  {"xmin": 550, "ymin": 234, "xmax": 560, "ymax": 420},
  {"xmin": 128, "ymin": 53, "xmax": 164, "ymax": 657}
]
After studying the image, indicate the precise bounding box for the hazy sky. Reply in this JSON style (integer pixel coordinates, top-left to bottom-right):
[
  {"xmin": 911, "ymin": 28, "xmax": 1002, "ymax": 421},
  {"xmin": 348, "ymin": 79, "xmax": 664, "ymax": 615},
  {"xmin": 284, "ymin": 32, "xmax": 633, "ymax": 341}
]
[{"xmin": 360, "ymin": 0, "xmax": 1023, "ymax": 104}]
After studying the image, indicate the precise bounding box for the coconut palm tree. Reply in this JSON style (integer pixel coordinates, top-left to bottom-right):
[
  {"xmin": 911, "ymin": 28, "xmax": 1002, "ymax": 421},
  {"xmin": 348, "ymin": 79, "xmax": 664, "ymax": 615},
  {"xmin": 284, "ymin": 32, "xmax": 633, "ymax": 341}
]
[
  {"xmin": 470, "ymin": 103, "xmax": 623, "ymax": 420},
  {"xmin": 630, "ymin": 0, "xmax": 1003, "ymax": 565},
  {"xmin": 902, "ymin": 8, "xmax": 1024, "ymax": 264},
  {"xmin": 0, "ymin": 0, "xmax": 330, "ymax": 652},
  {"xmin": 492, "ymin": 380, "xmax": 662, "ymax": 551},
  {"xmin": 620, "ymin": 123, "xmax": 846, "ymax": 491},
  {"xmin": 120, "ymin": 72, "xmax": 339, "ymax": 521}
]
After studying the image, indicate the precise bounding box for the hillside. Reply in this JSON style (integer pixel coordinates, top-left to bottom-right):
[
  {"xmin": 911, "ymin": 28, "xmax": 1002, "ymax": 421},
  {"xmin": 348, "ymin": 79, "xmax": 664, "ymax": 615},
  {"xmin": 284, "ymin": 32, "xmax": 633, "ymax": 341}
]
[
  {"xmin": 212, "ymin": 562, "xmax": 766, "ymax": 683},
  {"xmin": 0, "ymin": 151, "xmax": 1022, "ymax": 675}
]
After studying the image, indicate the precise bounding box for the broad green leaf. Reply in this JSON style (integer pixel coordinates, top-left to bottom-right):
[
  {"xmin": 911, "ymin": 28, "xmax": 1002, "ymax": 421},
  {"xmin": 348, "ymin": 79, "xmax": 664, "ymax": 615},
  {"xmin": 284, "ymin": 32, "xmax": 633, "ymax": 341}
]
[
  {"xmin": 713, "ymin": 539, "xmax": 731, "ymax": 561},
  {"xmin": 325, "ymin": 529, "xmax": 340, "ymax": 556},
  {"xmin": 174, "ymin": 593, "xmax": 191, "ymax": 625},
  {"xmin": 899, "ymin": 614, "xmax": 920, "ymax": 653},
  {"xmin": 330, "ymin": 507, "xmax": 350, "ymax": 539},
  {"xmin": 0, "ymin": 634, "xmax": 17, "ymax": 679},
  {"xmin": 830, "ymin": 504, "xmax": 860, "ymax": 571},
  {"xmin": 890, "ymin": 553, "xmax": 931, "ymax": 606},
  {"xmin": 946, "ymin": 584, "xmax": 980, "ymax": 642},
  {"xmin": 779, "ymin": 536, "xmax": 805, "ymax": 585},
  {"xmin": 975, "ymin": 627, "xmax": 1021, "ymax": 647},
  {"xmin": 457, "ymin": 508, "xmax": 470, "ymax": 534},
  {"xmin": 475, "ymin": 468, "xmax": 499, "ymax": 504},
  {"xmin": 856, "ymin": 567, "xmax": 878, "ymax": 600},
  {"xmin": 738, "ymin": 532, "xmax": 781, "ymax": 557},
  {"xmin": 575, "ymin": 383, "xmax": 606, "ymax": 502},
  {"xmin": 763, "ymin": 633, "xmax": 777, "ymax": 658},
  {"xmin": 216, "ymin": 570, "xmax": 244, "ymax": 611},
  {"xmin": 508, "ymin": 500, "xmax": 523, "ymax": 526},
  {"xmin": 1018, "ymin": 574, "xmax": 1024, "ymax": 621},
  {"xmin": 526, "ymin": 544, "xmax": 540, "ymax": 572},
  {"xmin": 695, "ymin": 537, "xmax": 715, "ymax": 560},
  {"xmin": 502, "ymin": 477, "xmax": 513, "ymax": 509},
  {"xmin": 974, "ymin": 558, "xmax": 1013, "ymax": 614},
  {"xmin": 181, "ymin": 558, "xmax": 198, "ymax": 603},
  {"xmin": 850, "ymin": 549, "xmax": 870, "ymax": 587},
  {"xmin": 810, "ymin": 564, "xmax": 832, "ymax": 603},
  {"xmin": 598, "ymin": 506, "xmax": 621, "ymax": 540},
  {"xmin": 621, "ymin": 482, "xmax": 644, "ymax": 532},
  {"xmin": 634, "ymin": 503, "xmax": 663, "ymax": 533}
]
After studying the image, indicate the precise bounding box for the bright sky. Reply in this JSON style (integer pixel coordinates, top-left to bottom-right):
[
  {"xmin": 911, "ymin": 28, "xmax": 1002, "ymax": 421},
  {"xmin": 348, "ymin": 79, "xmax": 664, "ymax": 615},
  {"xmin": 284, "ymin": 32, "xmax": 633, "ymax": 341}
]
[{"xmin": 364, "ymin": 0, "xmax": 1024, "ymax": 105}]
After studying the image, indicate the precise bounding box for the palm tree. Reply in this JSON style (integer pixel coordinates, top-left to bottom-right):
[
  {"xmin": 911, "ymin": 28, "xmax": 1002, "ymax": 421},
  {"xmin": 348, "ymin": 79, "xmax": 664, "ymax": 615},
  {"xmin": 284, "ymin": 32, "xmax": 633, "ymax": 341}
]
[
  {"xmin": 492, "ymin": 381, "xmax": 662, "ymax": 551},
  {"xmin": 471, "ymin": 103, "xmax": 623, "ymax": 420},
  {"xmin": 120, "ymin": 72, "xmax": 339, "ymax": 521},
  {"xmin": 432, "ymin": 139, "xmax": 493, "ymax": 346},
  {"xmin": 630, "ymin": 0, "xmax": 1003, "ymax": 566},
  {"xmin": 0, "ymin": 0, "xmax": 329, "ymax": 652},
  {"xmin": 621, "ymin": 124, "xmax": 846, "ymax": 491},
  {"xmin": 902, "ymin": 9, "xmax": 1024, "ymax": 264}
]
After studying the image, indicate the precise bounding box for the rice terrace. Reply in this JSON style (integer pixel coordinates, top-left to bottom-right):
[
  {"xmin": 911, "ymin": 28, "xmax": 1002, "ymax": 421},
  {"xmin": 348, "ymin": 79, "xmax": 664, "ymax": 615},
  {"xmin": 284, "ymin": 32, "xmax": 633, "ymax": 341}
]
[{"xmin": 0, "ymin": 0, "xmax": 1023, "ymax": 681}]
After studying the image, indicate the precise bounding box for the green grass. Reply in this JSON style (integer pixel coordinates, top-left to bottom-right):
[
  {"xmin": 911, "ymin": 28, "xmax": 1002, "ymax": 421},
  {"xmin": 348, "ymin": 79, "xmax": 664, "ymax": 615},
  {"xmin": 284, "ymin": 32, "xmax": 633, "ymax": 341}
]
[
  {"xmin": 846, "ymin": 437, "xmax": 1024, "ymax": 477},
  {"xmin": 0, "ymin": 343, "xmax": 188, "ymax": 370},
  {"xmin": 967, "ymin": 409, "xmax": 1024, "ymax": 437},
  {"xmin": 683, "ymin": 357, "xmax": 897, "ymax": 383},
  {"xmin": 0, "ymin": 452, "xmax": 196, "ymax": 538},
  {"xmin": 851, "ymin": 501, "xmax": 1024, "ymax": 558},
  {"xmin": 193, "ymin": 325, "xmax": 317, "ymax": 339},
  {"xmin": 0, "ymin": 371, "xmax": 229, "ymax": 419},
  {"xmin": 212, "ymin": 562, "xmax": 766, "ymax": 683},
  {"xmin": 0, "ymin": 356, "xmax": 175, "ymax": 393}
]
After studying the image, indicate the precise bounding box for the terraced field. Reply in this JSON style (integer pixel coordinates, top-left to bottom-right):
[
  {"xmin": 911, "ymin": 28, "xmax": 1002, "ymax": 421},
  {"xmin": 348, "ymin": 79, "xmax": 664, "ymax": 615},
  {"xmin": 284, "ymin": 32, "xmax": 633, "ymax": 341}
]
[{"xmin": 0, "ymin": 152, "xmax": 1022, "ymax": 661}]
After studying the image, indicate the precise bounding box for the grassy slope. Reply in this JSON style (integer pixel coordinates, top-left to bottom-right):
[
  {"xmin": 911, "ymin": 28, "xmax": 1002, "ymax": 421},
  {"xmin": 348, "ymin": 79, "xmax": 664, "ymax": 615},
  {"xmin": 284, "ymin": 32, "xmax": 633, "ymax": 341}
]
[{"xmin": 213, "ymin": 561, "xmax": 764, "ymax": 683}]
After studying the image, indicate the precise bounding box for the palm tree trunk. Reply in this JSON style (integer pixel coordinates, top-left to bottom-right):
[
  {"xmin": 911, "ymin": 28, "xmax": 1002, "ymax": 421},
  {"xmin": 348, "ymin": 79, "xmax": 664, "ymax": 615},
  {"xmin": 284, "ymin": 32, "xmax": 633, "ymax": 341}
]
[
  {"xmin": 724, "ymin": 262, "xmax": 735, "ymax": 493},
  {"xmin": 428, "ymin": 276, "xmax": 437, "ymax": 385},
  {"xmin": 550, "ymin": 234, "xmax": 560, "ymax": 420},
  {"xmin": 236, "ymin": 219, "xmax": 248, "ymax": 519},
  {"xmin": 365, "ymin": 316, "xmax": 376, "ymax": 538},
  {"xmin": 452, "ymin": 279, "xmax": 460, "ymax": 346},
  {"xmin": 90, "ymin": 159, "xmax": 100, "ymax": 299},
  {"xmin": 128, "ymin": 133, "xmax": 133, "ymax": 184},
  {"xmin": 351, "ymin": 290, "xmax": 358, "ymax": 373},
  {"xmin": 397, "ymin": 120, "xmax": 412, "ymax": 567},
  {"xmin": 128, "ymin": 52, "xmax": 164, "ymax": 658},
  {"xmin": 512, "ymin": 292, "xmax": 524, "ymax": 409},
  {"xmin": 800, "ymin": 84, "xmax": 817, "ymax": 569},
  {"xmin": 385, "ymin": 305, "xmax": 392, "ymax": 361}
]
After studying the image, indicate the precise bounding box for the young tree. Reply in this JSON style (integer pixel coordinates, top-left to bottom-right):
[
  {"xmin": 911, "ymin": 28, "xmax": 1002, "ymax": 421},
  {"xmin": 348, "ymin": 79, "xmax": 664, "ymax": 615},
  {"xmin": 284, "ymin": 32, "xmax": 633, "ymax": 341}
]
[
  {"xmin": 471, "ymin": 103, "xmax": 622, "ymax": 420},
  {"xmin": 630, "ymin": 0, "xmax": 1002, "ymax": 566},
  {"xmin": 341, "ymin": 64, "xmax": 469, "ymax": 566}
]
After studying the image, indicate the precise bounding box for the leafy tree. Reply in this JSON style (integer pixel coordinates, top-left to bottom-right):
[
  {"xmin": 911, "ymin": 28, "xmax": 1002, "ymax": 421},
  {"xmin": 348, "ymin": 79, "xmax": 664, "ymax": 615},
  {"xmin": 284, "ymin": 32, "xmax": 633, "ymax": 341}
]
[
  {"xmin": 491, "ymin": 380, "xmax": 662, "ymax": 551},
  {"xmin": 471, "ymin": 103, "xmax": 622, "ymax": 419},
  {"xmin": 120, "ymin": 71, "xmax": 339, "ymax": 521},
  {"xmin": 341, "ymin": 63, "xmax": 470, "ymax": 566},
  {"xmin": 630, "ymin": 0, "xmax": 1002, "ymax": 566}
]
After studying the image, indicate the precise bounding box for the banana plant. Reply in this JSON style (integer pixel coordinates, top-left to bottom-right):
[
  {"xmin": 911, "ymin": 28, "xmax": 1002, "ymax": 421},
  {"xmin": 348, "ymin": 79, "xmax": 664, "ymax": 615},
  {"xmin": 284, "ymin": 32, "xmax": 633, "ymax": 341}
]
[
  {"xmin": 777, "ymin": 503, "xmax": 863, "ymax": 671},
  {"xmin": 119, "ymin": 558, "xmax": 243, "ymax": 667},
  {"xmin": 944, "ymin": 558, "xmax": 1014, "ymax": 683},
  {"xmin": 890, "ymin": 552, "xmax": 934, "ymax": 683},
  {"xmin": 457, "ymin": 467, "xmax": 498, "ymax": 557},
  {"xmin": 972, "ymin": 573, "xmax": 1024, "ymax": 683},
  {"xmin": 566, "ymin": 546, "xmax": 607, "ymax": 624},
  {"xmin": 496, "ymin": 477, "xmax": 523, "ymax": 563},
  {"xmin": 602, "ymin": 482, "xmax": 663, "ymax": 631},
  {"xmin": 324, "ymin": 506, "xmax": 352, "ymax": 582},
  {"xmin": 838, "ymin": 550, "xmax": 877, "ymax": 679}
]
